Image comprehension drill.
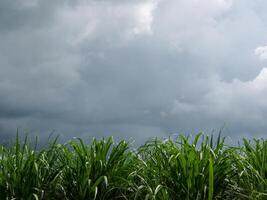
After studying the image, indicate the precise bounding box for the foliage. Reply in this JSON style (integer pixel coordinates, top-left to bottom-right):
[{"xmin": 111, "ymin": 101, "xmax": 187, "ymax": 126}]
[{"xmin": 0, "ymin": 133, "xmax": 267, "ymax": 199}]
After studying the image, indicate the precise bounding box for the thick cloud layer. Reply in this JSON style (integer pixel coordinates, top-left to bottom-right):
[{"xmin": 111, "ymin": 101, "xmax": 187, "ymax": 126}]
[{"xmin": 1, "ymin": 0, "xmax": 267, "ymax": 143}]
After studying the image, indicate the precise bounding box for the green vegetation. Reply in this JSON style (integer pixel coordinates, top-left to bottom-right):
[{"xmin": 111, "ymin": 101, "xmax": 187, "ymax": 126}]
[{"xmin": 0, "ymin": 133, "xmax": 267, "ymax": 199}]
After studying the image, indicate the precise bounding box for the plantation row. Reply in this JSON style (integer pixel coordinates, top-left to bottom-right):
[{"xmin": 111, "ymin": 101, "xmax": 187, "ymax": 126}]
[{"xmin": 0, "ymin": 134, "xmax": 267, "ymax": 200}]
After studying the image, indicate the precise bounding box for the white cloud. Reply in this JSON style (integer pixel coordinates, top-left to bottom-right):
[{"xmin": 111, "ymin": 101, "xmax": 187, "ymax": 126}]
[
  {"xmin": 248, "ymin": 67, "xmax": 267, "ymax": 91},
  {"xmin": 133, "ymin": 1, "xmax": 157, "ymax": 34},
  {"xmin": 167, "ymin": 67, "xmax": 267, "ymax": 132},
  {"xmin": 255, "ymin": 46, "xmax": 267, "ymax": 60}
]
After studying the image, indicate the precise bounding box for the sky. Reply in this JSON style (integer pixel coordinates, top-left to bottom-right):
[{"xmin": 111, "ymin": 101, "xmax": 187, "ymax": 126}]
[{"xmin": 1, "ymin": 0, "xmax": 267, "ymax": 144}]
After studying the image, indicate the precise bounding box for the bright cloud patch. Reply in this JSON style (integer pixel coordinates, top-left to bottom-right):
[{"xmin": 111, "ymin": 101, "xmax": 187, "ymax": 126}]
[
  {"xmin": 133, "ymin": 1, "xmax": 157, "ymax": 34},
  {"xmin": 250, "ymin": 67, "xmax": 267, "ymax": 90},
  {"xmin": 255, "ymin": 46, "xmax": 267, "ymax": 60}
]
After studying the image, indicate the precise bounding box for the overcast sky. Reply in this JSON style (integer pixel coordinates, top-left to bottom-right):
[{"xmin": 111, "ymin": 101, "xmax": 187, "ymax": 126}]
[{"xmin": 1, "ymin": 0, "xmax": 267, "ymax": 144}]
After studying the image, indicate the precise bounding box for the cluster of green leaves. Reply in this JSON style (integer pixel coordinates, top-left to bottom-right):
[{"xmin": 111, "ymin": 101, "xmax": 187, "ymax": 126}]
[{"xmin": 0, "ymin": 133, "xmax": 267, "ymax": 199}]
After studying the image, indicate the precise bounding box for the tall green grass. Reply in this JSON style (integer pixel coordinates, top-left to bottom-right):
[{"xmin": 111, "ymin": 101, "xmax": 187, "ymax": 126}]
[
  {"xmin": 0, "ymin": 135, "xmax": 62, "ymax": 199},
  {"xmin": 138, "ymin": 134, "xmax": 236, "ymax": 199},
  {"xmin": 59, "ymin": 137, "xmax": 139, "ymax": 200},
  {"xmin": 0, "ymin": 133, "xmax": 267, "ymax": 199}
]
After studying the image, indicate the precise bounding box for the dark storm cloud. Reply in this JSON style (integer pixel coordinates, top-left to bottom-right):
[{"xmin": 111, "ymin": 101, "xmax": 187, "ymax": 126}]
[
  {"xmin": 0, "ymin": 0, "xmax": 64, "ymax": 32},
  {"xmin": 1, "ymin": 0, "xmax": 267, "ymax": 144}
]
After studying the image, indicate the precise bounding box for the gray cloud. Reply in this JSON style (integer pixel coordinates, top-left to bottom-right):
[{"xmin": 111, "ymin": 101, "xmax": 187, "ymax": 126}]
[{"xmin": 1, "ymin": 0, "xmax": 267, "ymax": 144}]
